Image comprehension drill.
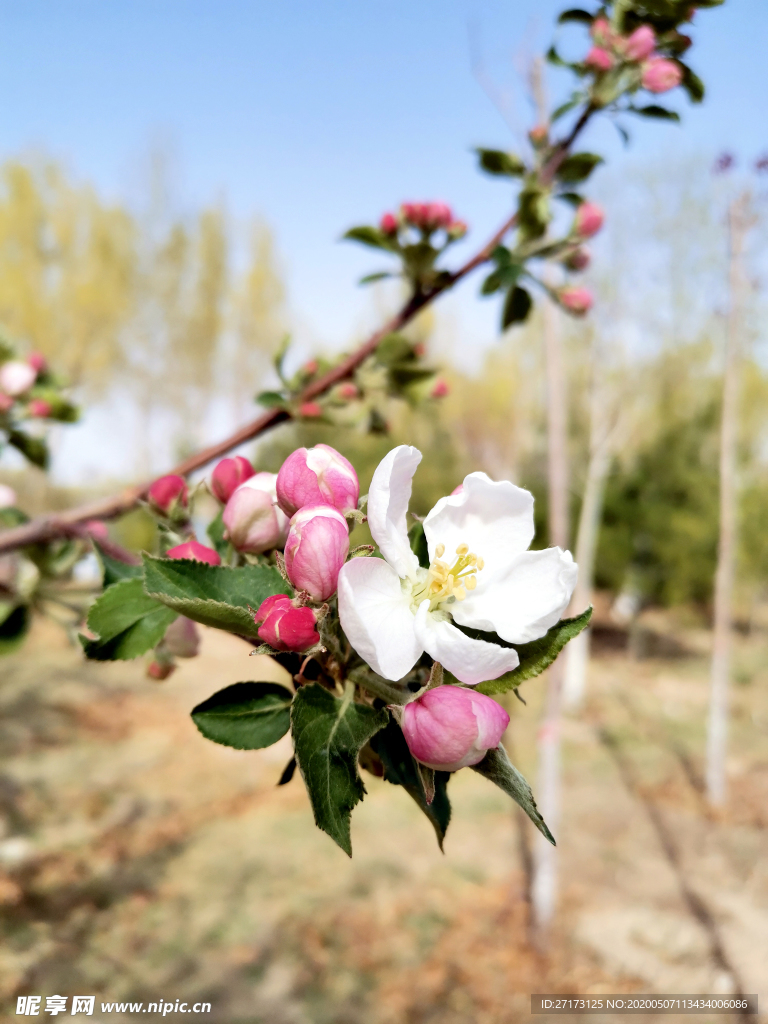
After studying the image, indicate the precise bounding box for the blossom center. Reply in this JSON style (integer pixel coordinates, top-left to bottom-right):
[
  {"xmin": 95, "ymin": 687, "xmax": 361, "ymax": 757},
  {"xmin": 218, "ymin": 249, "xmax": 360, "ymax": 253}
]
[{"xmin": 411, "ymin": 541, "xmax": 484, "ymax": 612}]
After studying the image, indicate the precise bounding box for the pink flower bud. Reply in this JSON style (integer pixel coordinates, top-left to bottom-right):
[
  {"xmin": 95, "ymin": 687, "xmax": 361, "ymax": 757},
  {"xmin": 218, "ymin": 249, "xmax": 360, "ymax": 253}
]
[
  {"xmin": 165, "ymin": 540, "xmax": 221, "ymax": 565},
  {"xmin": 590, "ymin": 16, "xmax": 614, "ymax": 48},
  {"xmin": 563, "ymin": 246, "xmax": 591, "ymax": 271},
  {"xmin": 277, "ymin": 443, "xmax": 359, "ymax": 517},
  {"xmin": 299, "ymin": 401, "xmax": 323, "ymax": 418},
  {"xmin": 402, "ymin": 685, "xmax": 510, "ymax": 772},
  {"xmin": 211, "ymin": 456, "xmax": 255, "ymax": 504},
  {"xmin": 0, "ymin": 393, "xmax": 13, "ymax": 413},
  {"xmin": 253, "ymin": 594, "xmax": 320, "ymax": 652},
  {"xmin": 431, "ymin": 378, "xmax": 450, "ymax": 399},
  {"xmin": 574, "ymin": 201, "xmax": 604, "ymax": 238},
  {"xmin": 85, "ymin": 520, "xmax": 109, "ymax": 542},
  {"xmin": 27, "ymin": 352, "xmax": 47, "ymax": 374},
  {"xmin": 621, "ymin": 25, "xmax": 656, "ymax": 62},
  {"xmin": 642, "ymin": 57, "xmax": 683, "ymax": 93},
  {"xmin": 559, "ymin": 286, "xmax": 594, "ymax": 315},
  {"xmin": 529, "ymin": 124, "xmax": 548, "ymax": 147},
  {"xmin": 284, "ymin": 504, "xmax": 349, "ymax": 602},
  {"xmin": 147, "ymin": 660, "xmax": 176, "ymax": 680},
  {"xmin": 148, "ymin": 474, "xmax": 188, "ymax": 516},
  {"xmin": 163, "ymin": 616, "xmax": 200, "ymax": 658},
  {"xmin": 0, "ymin": 360, "xmax": 36, "ymax": 396},
  {"xmin": 380, "ymin": 212, "xmax": 399, "ymax": 235},
  {"xmin": 223, "ymin": 472, "xmax": 289, "ymax": 554},
  {"xmin": 303, "ymin": 359, "xmax": 319, "ymax": 376},
  {"xmin": 0, "ymin": 483, "xmax": 17, "ymax": 508},
  {"xmin": 447, "ymin": 219, "xmax": 468, "ymax": 240},
  {"xmin": 585, "ymin": 46, "xmax": 614, "ymax": 71},
  {"xmin": 426, "ymin": 202, "xmax": 453, "ymax": 229},
  {"xmin": 338, "ymin": 382, "xmax": 359, "ymax": 400},
  {"xmin": 27, "ymin": 398, "xmax": 52, "ymax": 418}
]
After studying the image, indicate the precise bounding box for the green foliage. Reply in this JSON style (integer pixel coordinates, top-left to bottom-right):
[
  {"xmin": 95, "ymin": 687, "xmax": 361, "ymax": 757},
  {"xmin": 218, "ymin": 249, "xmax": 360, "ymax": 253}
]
[
  {"xmin": 630, "ymin": 104, "xmax": 681, "ymax": 122},
  {"xmin": 343, "ymin": 226, "xmax": 395, "ymax": 252},
  {"xmin": 370, "ymin": 717, "xmax": 451, "ymax": 850},
  {"xmin": 191, "ymin": 681, "xmax": 294, "ymax": 750},
  {"xmin": 7, "ymin": 430, "xmax": 48, "ymax": 469},
  {"xmin": 475, "ymin": 149, "xmax": 526, "ymax": 177},
  {"xmin": 473, "ymin": 608, "xmax": 593, "ymax": 695},
  {"xmin": 143, "ymin": 555, "xmax": 290, "ymax": 637},
  {"xmin": 471, "ymin": 744, "xmax": 555, "ymax": 845},
  {"xmin": 206, "ymin": 511, "xmax": 229, "ymax": 559},
  {"xmin": 0, "ymin": 603, "xmax": 31, "ymax": 655},
  {"xmin": 291, "ymin": 683, "xmax": 389, "ymax": 856},
  {"xmin": 557, "ymin": 8, "xmax": 593, "ymax": 24},
  {"xmin": 556, "ymin": 153, "xmax": 604, "ymax": 184},
  {"xmin": 680, "ymin": 63, "xmax": 705, "ymax": 103},
  {"xmin": 94, "ymin": 543, "xmax": 142, "ymax": 588},
  {"xmin": 80, "ymin": 578, "xmax": 177, "ymax": 661},
  {"xmin": 502, "ymin": 286, "xmax": 533, "ymax": 330},
  {"xmin": 408, "ymin": 521, "xmax": 430, "ymax": 569}
]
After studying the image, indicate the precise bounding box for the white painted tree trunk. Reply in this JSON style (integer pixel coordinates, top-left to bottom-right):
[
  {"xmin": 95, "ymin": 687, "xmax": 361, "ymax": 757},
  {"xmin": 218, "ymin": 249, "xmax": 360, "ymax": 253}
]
[
  {"xmin": 532, "ymin": 288, "xmax": 568, "ymax": 941},
  {"xmin": 706, "ymin": 192, "xmax": 751, "ymax": 807}
]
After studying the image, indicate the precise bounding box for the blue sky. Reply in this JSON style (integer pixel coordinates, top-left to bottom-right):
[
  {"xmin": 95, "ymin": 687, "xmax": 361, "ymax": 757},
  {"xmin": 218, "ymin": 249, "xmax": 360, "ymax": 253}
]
[{"xmin": 0, "ymin": 0, "xmax": 764, "ymax": 480}]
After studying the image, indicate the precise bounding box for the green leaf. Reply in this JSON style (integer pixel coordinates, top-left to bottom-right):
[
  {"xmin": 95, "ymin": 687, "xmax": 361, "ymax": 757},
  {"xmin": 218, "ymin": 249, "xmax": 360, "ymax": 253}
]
[
  {"xmin": 546, "ymin": 44, "xmax": 571, "ymax": 69},
  {"xmin": 551, "ymin": 97, "xmax": 581, "ymax": 122},
  {"xmin": 273, "ymin": 333, "xmax": 291, "ymax": 384},
  {"xmin": 630, "ymin": 104, "xmax": 680, "ymax": 122},
  {"xmin": 557, "ymin": 191, "xmax": 585, "ymax": 207},
  {"xmin": 291, "ymin": 683, "xmax": 389, "ymax": 856},
  {"xmin": 679, "ymin": 63, "xmax": 704, "ymax": 103},
  {"xmin": 8, "ymin": 430, "xmax": 48, "ymax": 469},
  {"xmin": 359, "ymin": 271, "xmax": 394, "ymax": 285},
  {"xmin": 502, "ymin": 286, "xmax": 533, "ymax": 330},
  {"xmin": 191, "ymin": 681, "xmax": 294, "ymax": 750},
  {"xmin": 0, "ymin": 506, "xmax": 28, "ymax": 529},
  {"xmin": 471, "ymin": 744, "xmax": 555, "ymax": 845},
  {"xmin": 343, "ymin": 225, "xmax": 394, "ymax": 251},
  {"xmin": 408, "ymin": 521, "xmax": 430, "ymax": 569},
  {"xmin": 557, "ymin": 8, "xmax": 593, "ymax": 24},
  {"xmin": 475, "ymin": 607, "xmax": 593, "ymax": 695},
  {"xmin": 375, "ymin": 333, "xmax": 415, "ymax": 367},
  {"xmin": 370, "ymin": 717, "xmax": 451, "ymax": 850},
  {"xmin": 556, "ymin": 152, "xmax": 604, "ymax": 183},
  {"xmin": 94, "ymin": 543, "xmax": 142, "ymax": 588},
  {"xmin": 475, "ymin": 148, "xmax": 526, "ymax": 177},
  {"xmin": 206, "ymin": 510, "xmax": 229, "ymax": 559},
  {"xmin": 142, "ymin": 555, "xmax": 290, "ymax": 638},
  {"xmin": 0, "ymin": 603, "xmax": 30, "ymax": 655},
  {"xmin": 256, "ymin": 390, "xmax": 288, "ymax": 408},
  {"xmin": 518, "ymin": 185, "xmax": 551, "ymax": 240},
  {"xmin": 80, "ymin": 577, "xmax": 177, "ymax": 661}
]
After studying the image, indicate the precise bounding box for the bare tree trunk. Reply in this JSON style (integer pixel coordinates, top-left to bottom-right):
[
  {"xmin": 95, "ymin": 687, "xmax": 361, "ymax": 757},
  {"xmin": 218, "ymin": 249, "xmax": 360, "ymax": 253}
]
[
  {"xmin": 706, "ymin": 192, "xmax": 751, "ymax": 807},
  {"xmin": 531, "ymin": 287, "xmax": 569, "ymax": 942}
]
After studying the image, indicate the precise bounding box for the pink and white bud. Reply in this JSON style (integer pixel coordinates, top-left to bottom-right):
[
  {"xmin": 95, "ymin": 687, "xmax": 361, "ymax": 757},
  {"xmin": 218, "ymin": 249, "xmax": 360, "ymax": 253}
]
[
  {"xmin": 426, "ymin": 201, "xmax": 453, "ymax": 229},
  {"xmin": 27, "ymin": 398, "xmax": 52, "ymax": 418},
  {"xmin": 0, "ymin": 360, "xmax": 36, "ymax": 396},
  {"xmin": 0, "ymin": 483, "xmax": 17, "ymax": 509},
  {"xmin": 0, "ymin": 393, "xmax": 13, "ymax": 413},
  {"xmin": 299, "ymin": 401, "xmax": 323, "ymax": 418},
  {"xmin": 147, "ymin": 660, "xmax": 176, "ymax": 681},
  {"xmin": 431, "ymin": 378, "xmax": 450, "ymax": 399},
  {"xmin": 284, "ymin": 504, "xmax": 349, "ymax": 602},
  {"xmin": 211, "ymin": 456, "xmax": 255, "ymax": 504},
  {"xmin": 446, "ymin": 219, "xmax": 468, "ymax": 240},
  {"xmin": 276, "ymin": 443, "xmax": 359, "ymax": 517},
  {"xmin": 642, "ymin": 57, "xmax": 683, "ymax": 93},
  {"xmin": 253, "ymin": 594, "xmax": 320, "ymax": 652},
  {"xmin": 85, "ymin": 520, "xmax": 109, "ymax": 542},
  {"xmin": 338, "ymin": 382, "xmax": 359, "ymax": 401},
  {"xmin": 148, "ymin": 474, "xmax": 188, "ymax": 517},
  {"xmin": 402, "ymin": 685, "xmax": 510, "ymax": 772},
  {"xmin": 559, "ymin": 286, "xmax": 594, "ymax": 315},
  {"xmin": 165, "ymin": 540, "xmax": 221, "ymax": 565},
  {"xmin": 564, "ymin": 246, "xmax": 591, "ymax": 272},
  {"xmin": 574, "ymin": 201, "xmax": 604, "ymax": 238},
  {"xmin": 303, "ymin": 359, "xmax": 319, "ymax": 376},
  {"xmin": 380, "ymin": 212, "xmax": 399, "ymax": 235},
  {"xmin": 163, "ymin": 616, "xmax": 200, "ymax": 658},
  {"xmin": 590, "ymin": 16, "xmax": 614, "ymax": 48},
  {"xmin": 223, "ymin": 472, "xmax": 289, "ymax": 554},
  {"xmin": 27, "ymin": 352, "xmax": 47, "ymax": 374},
  {"xmin": 621, "ymin": 25, "xmax": 656, "ymax": 62},
  {"xmin": 585, "ymin": 46, "xmax": 614, "ymax": 72},
  {"xmin": 529, "ymin": 124, "xmax": 548, "ymax": 147}
]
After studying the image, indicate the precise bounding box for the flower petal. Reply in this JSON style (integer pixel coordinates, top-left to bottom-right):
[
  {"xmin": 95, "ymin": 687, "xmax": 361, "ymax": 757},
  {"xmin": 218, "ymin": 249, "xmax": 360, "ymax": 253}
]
[
  {"xmin": 367, "ymin": 445, "xmax": 422, "ymax": 579},
  {"xmin": 452, "ymin": 547, "xmax": 578, "ymax": 644},
  {"xmin": 413, "ymin": 602, "xmax": 519, "ymax": 686},
  {"xmin": 337, "ymin": 555, "xmax": 423, "ymax": 681},
  {"xmin": 423, "ymin": 472, "xmax": 534, "ymax": 578}
]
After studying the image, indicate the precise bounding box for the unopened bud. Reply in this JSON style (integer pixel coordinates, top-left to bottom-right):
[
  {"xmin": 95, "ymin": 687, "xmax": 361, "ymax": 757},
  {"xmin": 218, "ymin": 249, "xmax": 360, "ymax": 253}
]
[
  {"xmin": 147, "ymin": 660, "xmax": 176, "ymax": 681},
  {"xmin": 277, "ymin": 443, "xmax": 359, "ymax": 517},
  {"xmin": 563, "ymin": 246, "xmax": 591, "ymax": 272},
  {"xmin": 223, "ymin": 472, "xmax": 289, "ymax": 553},
  {"xmin": 590, "ymin": 16, "xmax": 614, "ymax": 48},
  {"xmin": 148, "ymin": 474, "xmax": 188, "ymax": 517},
  {"xmin": 85, "ymin": 520, "xmax": 109, "ymax": 542},
  {"xmin": 27, "ymin": 352, "xmax": 47, "ymax": 374},
  {"xmin": 380, "ymin": 212, "xmax": 399, "ymax": 235},
  {"xmin": 642, "ymin": 57, "xmax": 683, "ymax": 93},
  {"xmin": 0, "ymin": 483, "xmax": 17, "ymax": 508},
  {"xmin": 431, "ymin": 378, "xmax": 450, "ymax": 399},
  {"xmin": 165, "ymin": 540, "xmax": 221, "ymax": 565},
  {"xmin": 338, "ymin": 382, "xmax": 359, "ymax": 401},
  {"xmin": 529, "ymin": 124, "xmax": 548, "ymax": 147},
  {"xmin": 284, "ymin": 504, "xmax": 350, "ymax": 602},
  {"xmin": 0, "ymin": 360, "xmax": 36, "ymax": 396},
  {"xmin": 299, "ymin": 401, "xmax": 323, "ymax": 418},
  {"xmin": 621, "ymin": 24, "xmax": 656, "ymax": 62},
  {"xmin": 585, "ymin": 46, "xmax": 614, "ymax": 71},
  {"xmin": 211, "ymin": 456, "xmax": 255, "ymax": 504},
  {"xmin": 27, "ymin": 398, "xmax": 52, "ymax": 418},
  {"xmin": 303, "ymin": 360, "xmax": 319, "ymax": 376},
  {"xmin": 559, "ymin": 286, "xmax": 594, "ymax": 315},
  {"xmin": 402, "ymin": 685, "xmax": 510, "ymax": 771},
  {"xmin": 447, "ymin": 219, "xmax": 468, "ymax": 240},
  {"xmin": 574, "ymin": 201, "xmax": 604, "ymax": 239},
  {"xmin": 253, "ymin": 594, "xmax": 320, "ymax": 652},
  {"xmin": 163, "ymin": 616, "xmax": 200, "ymax": 658},
  {"xmin": 0, "ymin": 393, "xmax": 13, "ymax": 413}
]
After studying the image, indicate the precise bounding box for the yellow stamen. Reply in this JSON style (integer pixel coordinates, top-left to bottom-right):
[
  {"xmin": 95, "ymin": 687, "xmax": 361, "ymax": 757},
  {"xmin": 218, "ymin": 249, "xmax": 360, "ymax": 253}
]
[
  {"xmin": 454, "ymin": 586, "xmax": 466, "ymax": 601},
  {"xmin": 456, "ymin": 543, "xmax": 469, "ymax": 556},
  {"xmin": 465, "ymin": 576, "xmax": 477, "ymax": 591},
  {"xmin": 435, "ymin": 543, "xmax": 445, "ymax": 558},
  {"xmin": 476, "ymin": 557, "xmax": 485, "ymax": 571},
  {"xmin": 410, "ymin": 537, "xmax": 485, "ymax": 612}
]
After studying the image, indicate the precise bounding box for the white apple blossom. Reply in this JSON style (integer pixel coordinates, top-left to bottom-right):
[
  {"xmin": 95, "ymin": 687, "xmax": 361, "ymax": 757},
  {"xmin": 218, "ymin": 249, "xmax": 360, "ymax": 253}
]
[{"xmin": 338, "ymin": 445, "xmax": 578, "ymax": 686}]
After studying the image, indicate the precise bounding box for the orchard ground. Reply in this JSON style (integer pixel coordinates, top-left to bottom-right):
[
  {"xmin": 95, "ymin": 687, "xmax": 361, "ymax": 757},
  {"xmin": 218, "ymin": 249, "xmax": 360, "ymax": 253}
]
[{"xmin": 0, "ymin": 600, "xmax": 766, "ymax": 1024}]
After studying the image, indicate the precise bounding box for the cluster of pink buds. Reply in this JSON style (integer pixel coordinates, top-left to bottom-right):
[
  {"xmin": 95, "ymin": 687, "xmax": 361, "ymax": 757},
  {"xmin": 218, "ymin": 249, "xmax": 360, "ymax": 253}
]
[
  {"xmin": 402, "ymin": 685, "xmax": 510, "ymax": 771},
  {"xmin": 222, "ymin": 472, "xmax": 289, "ymax": 554},
  {"xmin": 253, "ymin": 594, "xmax": 320, "ymax": 652},
  {"xmin": 211, "ymin": 456, "xmax": 254, "ymax": 504},
  {"xmin": 148, "ymin": 474, "xmax": 189, "ymax": 520},
  {"xmin": 166, "ymin": 540, "xmax": 221, "ymax": 565},
  {"xmin": 379, "ymin": 202, "xmax": 467, "ymax": 240},
  {"xmin": 585, "ymin": 17, "xmax": 683, "ymax": 94}
]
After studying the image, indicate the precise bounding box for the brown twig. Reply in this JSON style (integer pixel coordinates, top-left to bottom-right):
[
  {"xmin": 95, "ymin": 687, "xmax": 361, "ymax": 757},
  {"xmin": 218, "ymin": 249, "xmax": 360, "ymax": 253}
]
[{"xmin": 0, "ymin": 107, "xmax": 595, "ymax": 555}]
